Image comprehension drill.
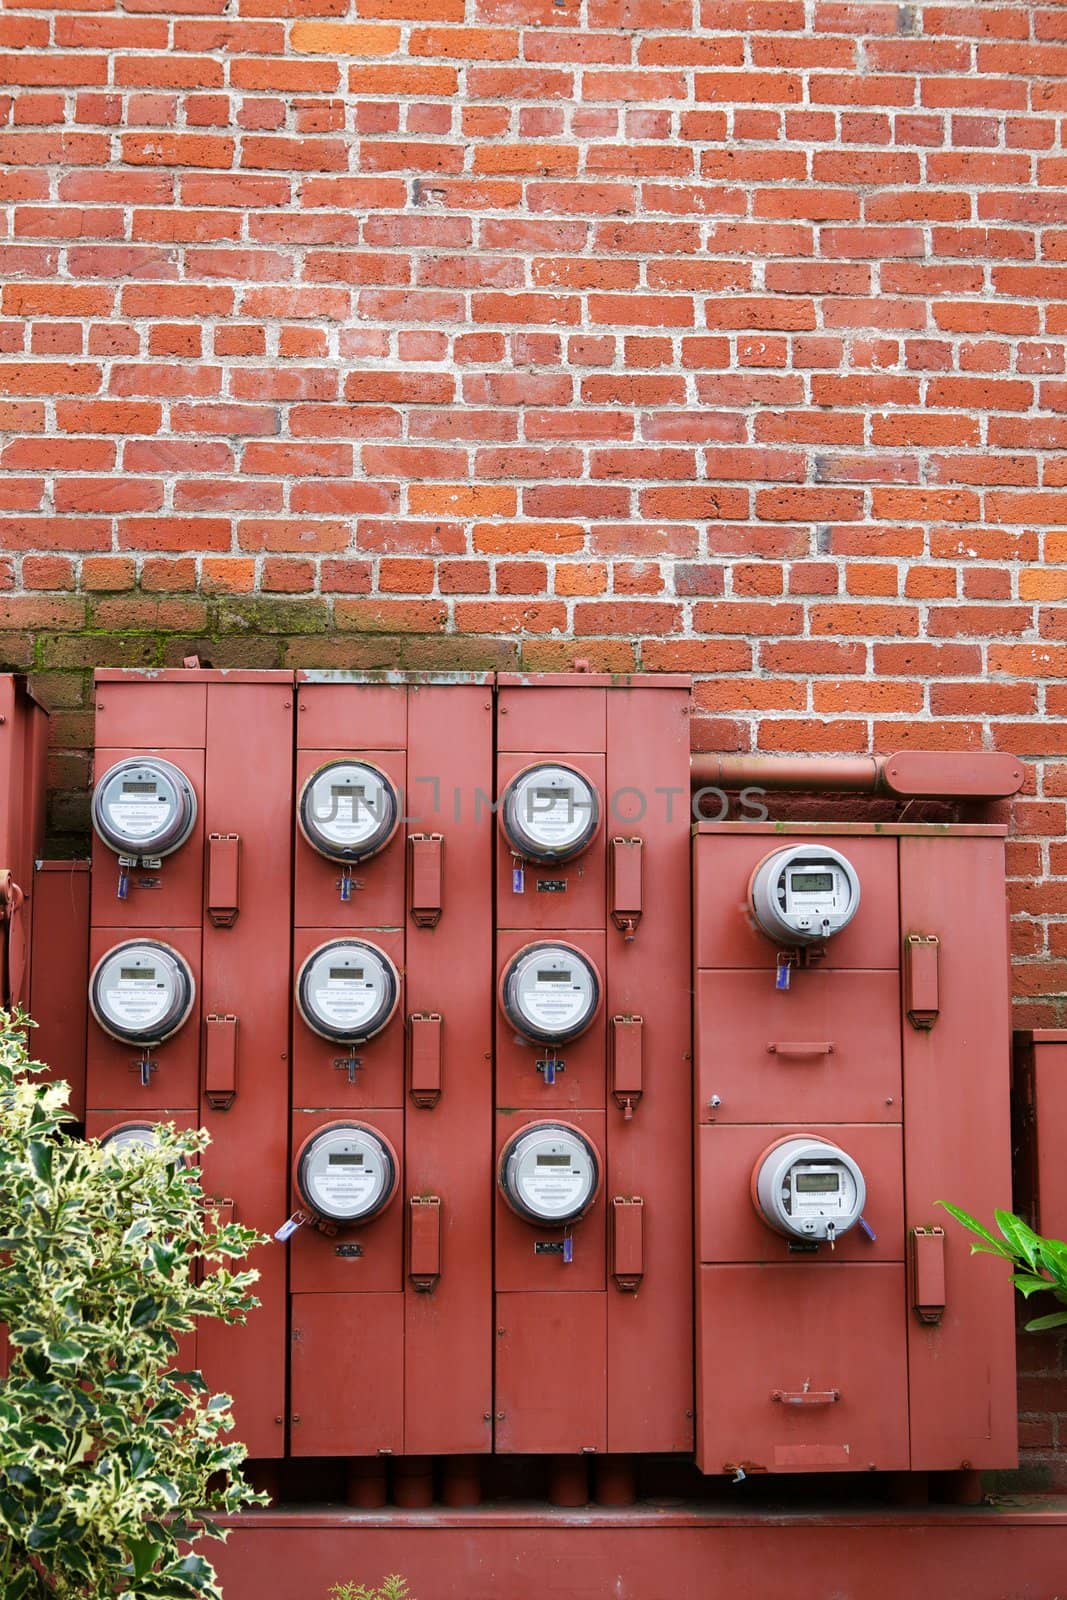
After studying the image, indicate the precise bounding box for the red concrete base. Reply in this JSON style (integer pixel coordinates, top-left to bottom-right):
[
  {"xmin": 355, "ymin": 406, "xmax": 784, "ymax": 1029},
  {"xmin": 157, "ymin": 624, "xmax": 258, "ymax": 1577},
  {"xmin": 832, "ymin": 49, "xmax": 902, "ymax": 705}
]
[{"xmin": 214, "ymin": 1499, "xmax": 1067, "ymax": 1600}]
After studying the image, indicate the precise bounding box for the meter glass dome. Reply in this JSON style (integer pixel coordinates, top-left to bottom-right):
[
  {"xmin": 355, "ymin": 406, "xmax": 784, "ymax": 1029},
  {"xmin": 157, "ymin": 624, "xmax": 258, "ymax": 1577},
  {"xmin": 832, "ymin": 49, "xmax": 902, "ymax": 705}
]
[
  {"xmin": 298, "ymin": 760, "xmax": 400, "ymax": 863},
  {"xmin": 89, "ymin": 940, "xmax": 196, "ymax": 1046},
  {"xmin": 754, "ymin": 1136, "xmax": 866, "ymax": 1245},
  {"xmin": 501, "ymin": 763, "xmax": 600, "ymax": 863},
  {"xmin": 91, "ymin": 757, "xmax": 197, "ymax": 859},
  {"xmin": 750, "ymin": 844, "xmax": 861, "ymax": 947},
  {"xmin": 100, "ymin": 1123, "xmax": 159, "ymax": 1157},
  {"xmin": 499, "ymin": 1122, "xmax": 601, "ymax": 1225},
  {"xmin": 501, "ymin": 942, "xmax": 601, "ymax": 1045},
  {"xmin": 296, "ymin": 939, "xmax": 400, "ymax": 1044},
  {"xmin": 295, "ymin": 1123, "xmax": 398, "ymax": 1225}
]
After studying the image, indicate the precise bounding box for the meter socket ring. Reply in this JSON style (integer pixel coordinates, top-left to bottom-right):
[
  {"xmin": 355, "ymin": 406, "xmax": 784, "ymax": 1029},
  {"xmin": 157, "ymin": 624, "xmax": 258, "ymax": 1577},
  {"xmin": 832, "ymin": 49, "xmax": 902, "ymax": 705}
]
[
  {"xmin": 500, "ymin": 761, "xmax": 601, "ymax": 864},
  {"xmin": 296, "ymin": 938, "xmax": 401, "ymax": 1045},
  {"xmin": 752, "ymin": 1133, "xmax": 866, "ymax": 1245},
  {"xmin": 298, "ymin": 759, "xmax": 401, "ymax": 865},
  {"xmin": 500, "ymin": 940, "xmax": 602, "ymax": 1047},
  {"xmin": 89, "ymin": 940, "xmax": 196, "ymax": 1047},
  {"xmin": 498, "ymin": 1121, "xmax": 602, "ymax": 1227},
  {"xmin": 294, "ymin": 1121, "xmax": 400, "ymax": 1229},
  {"xmin": 749, "ymin": 844, "xmax": 862, "ymax": 948},
  {"xmin": 91, "ymin": 757, "xmax": 198, "ymax": 861}
]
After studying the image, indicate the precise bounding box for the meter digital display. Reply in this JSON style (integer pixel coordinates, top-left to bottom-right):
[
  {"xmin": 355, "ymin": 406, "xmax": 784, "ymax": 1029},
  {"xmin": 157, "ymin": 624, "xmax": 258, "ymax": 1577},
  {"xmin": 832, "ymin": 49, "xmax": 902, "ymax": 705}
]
[
  {"xmin": 89, "ymin": 940, "xmax": 196, "ymax": 1046},
  {"xmin": 91, "ymin": 757, "xmax": 197, "ymax": 860},
  {"xmin": 753, "ymin": 1135, "xmax": 866, "ymax": 1245},
  {"xmin": 295, "ymin": 1122, "xmax": 399, "ymax": 1226},
  {"xmin": 749, "ymin": 844, "xmax": 861, "ymax": 947},
  {"xmin": 296, "ymin": 938, "xmax": 400, "ymax": 1044},
  {"xmin": 500, "ymin": 763, "xmax": 600, "ymax": 863},
  {"xmin": 499, "ymin": 1122, "xmax": 602, "ymax": 1225},
  {"xmin": 99, "ymin": 1122, "xmax": 159, "ymax": 1157},
  {"xmin": 298, "ymin": 760, "xmax": 400, "ymax": 863},
  {"xmin": 500, "ymin": 941, "xmax": 602, "ymax": 1045}
]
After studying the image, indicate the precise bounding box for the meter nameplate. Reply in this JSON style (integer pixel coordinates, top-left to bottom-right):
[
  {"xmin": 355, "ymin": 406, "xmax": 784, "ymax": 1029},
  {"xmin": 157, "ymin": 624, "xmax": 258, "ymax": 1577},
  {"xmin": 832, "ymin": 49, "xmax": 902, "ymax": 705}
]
[
  {"xmin": 318, "ymin": 973, "xmax": 381, "ymax": 1030},
  {"xmin": 107, "ymin": 972, "xmax": 169, "ymax": 1029},
  {"xmin": 109, "ymin": 793, "xmax": 169, "ymax": 838},
  {"xmin": 527, "ymin": 1156, "xmax": 586, "ymax": 1212}
]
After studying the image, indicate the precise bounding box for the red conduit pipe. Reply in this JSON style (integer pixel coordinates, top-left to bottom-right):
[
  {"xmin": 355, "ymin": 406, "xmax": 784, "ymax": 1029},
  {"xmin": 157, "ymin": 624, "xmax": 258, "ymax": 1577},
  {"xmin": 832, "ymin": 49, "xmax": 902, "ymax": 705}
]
[{"xmin": 689, "ymin": 750, "xmax": 1025, "ymax": 801}]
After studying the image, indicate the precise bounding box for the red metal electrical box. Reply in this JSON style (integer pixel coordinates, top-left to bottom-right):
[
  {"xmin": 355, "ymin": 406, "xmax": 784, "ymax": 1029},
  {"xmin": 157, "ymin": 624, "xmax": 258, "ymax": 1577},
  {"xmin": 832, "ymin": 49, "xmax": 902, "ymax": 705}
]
[
  {"xmin": 693, "ymin": 821, "xmax": 1017, "ymax": 1475},
  {"xmin": 288, "ymin": 673, "xmax": 494, "ymax": 1462},
  {"xmin": 0, "ymin": 676, "xmax": 48, "ymax": 1014},
  {"xmin": 493, "ymin": 674, "xmax": 692, "ymax": 1458},
  {"xmin": 86, "ymin": 668, "xmax": 294, "ymax": 1459},
  {"xmin": 30, "ymin": 860, "xmax": 90, "ymax": 1120},
  {"xmin": 1014, "ymin": 1030, "xmax": 1067, "ymax": 1240}
]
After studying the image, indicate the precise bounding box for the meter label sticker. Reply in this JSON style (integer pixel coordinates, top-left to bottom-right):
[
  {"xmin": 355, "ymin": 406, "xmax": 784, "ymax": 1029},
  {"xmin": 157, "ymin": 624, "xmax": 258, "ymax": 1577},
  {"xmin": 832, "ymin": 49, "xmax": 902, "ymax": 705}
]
[
  {"xmin": 526, "ymin": 1159, "xmax": 586, "ymax": 1213},
  {"xmin": 310, "ymin": 1159, "xmax": 378, "ymax": 1213},
  {"xmin": 106, "ymin": 976, "xmax": 167, "ymax": 1027},
  {"xmin": 315, "ymin": 975, "xmax": 379, "ymax": 1029},
  {"xmin": 313, "ymin": 786, "xmax": 378, "ymax": 844},
  {"xmin": 106, "ymin": 796, "xmax": 170, "ymax": 839},
  {"xmin": 536, "ymin": 879, "xmax": 567, "ymax": 893},
  {"xmin": 524, "ymin": 791, "xmax": 581, "ymax": 842},
  {"xmin": 523, "ymin": 974, "xmax": 588, "ymax": 1030}
]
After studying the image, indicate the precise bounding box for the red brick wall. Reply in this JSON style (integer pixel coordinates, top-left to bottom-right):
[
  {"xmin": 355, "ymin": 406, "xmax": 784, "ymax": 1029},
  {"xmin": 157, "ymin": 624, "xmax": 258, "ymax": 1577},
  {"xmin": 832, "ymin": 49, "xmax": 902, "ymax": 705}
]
[{"xmin": 4, "ymin": 1, "xmax": 1063, "ymax": 992}]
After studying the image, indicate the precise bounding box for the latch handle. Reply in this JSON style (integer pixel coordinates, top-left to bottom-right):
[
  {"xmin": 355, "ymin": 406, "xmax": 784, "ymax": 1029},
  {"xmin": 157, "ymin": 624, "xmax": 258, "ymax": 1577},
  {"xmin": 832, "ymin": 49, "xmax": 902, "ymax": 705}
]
[
  {"xmin": 612, "ymin": 1196, "xmax": 644, "ymax": 1291},
  {"xmin": 771, "ymin": 1389, "xmax": 840, "ymax": 1406},
  {"xmin": 409, "ymin": 1195, "xmax": 441, "ymax": 1292},
  {"xmin": 911, "ymin": 1224, "xmax": 947, "ymax": 1324},
  {"xmin": 207, "ymin": 833, "xmax": 240, "ymax": 928},
  {"xmin": 204, "ymin": 1013, "xmax": 238, "ymax": 1110},
  {"xmin": 409, "ymin": 833, "xmax": 444, "ymax": 929},
  {"xmin": 408, "ymin": 1012, "xmax": 443, "ymax": 1108},
  {"xmin": 611, "ymin": 1014, "xmax": 644, "ymax": 1118},
  {"xmin": 767, "ymin": 1041, "xmax": 834, "ymax": 1060},
  {"xmin": 610, "ymin": 837, "xmax": 643, "ymax": 939},
  {"xmin": 904, "ymin": 934, "xmax": 940, "ymax": 1030}
]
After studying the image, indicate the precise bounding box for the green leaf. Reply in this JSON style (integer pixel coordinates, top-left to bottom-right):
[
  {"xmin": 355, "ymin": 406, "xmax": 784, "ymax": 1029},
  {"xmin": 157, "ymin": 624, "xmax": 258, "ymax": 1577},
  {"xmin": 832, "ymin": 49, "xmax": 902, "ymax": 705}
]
[
  {"xmin": 27, "ymin": 1140, "xmax": 52, "ymax": 1185},
  {"xmin": 1025, "ymin": 1310, "xmax": 1067, "ymax": 1331},
  {"xmin": 4, "ymin": 1566, "xmax": 40, "ymax": 1599},
  {"xmin": 1011, "ymin": 1273, "xmax": 1053, "ymax": 1298},
  {"xmin": 128, "ymin": 1534, "xmax": 164, "ymax": 1579},
  {"xmin": 936, "ymin": 1201, "xmax": 1013, "ymax": 1259},
  {"xmin": 44, "ymin": 1338, "xmax": 86, "ymax": 1365},
  {"xmin": 995, "ymin": 1209, "xmax": 1043, "ymax": 1271}
]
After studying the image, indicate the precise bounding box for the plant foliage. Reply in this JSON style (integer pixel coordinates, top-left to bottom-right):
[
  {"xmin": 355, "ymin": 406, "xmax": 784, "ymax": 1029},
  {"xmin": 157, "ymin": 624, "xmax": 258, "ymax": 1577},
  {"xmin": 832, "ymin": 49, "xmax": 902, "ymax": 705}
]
[
  {"xmin": 939, "ymin": 1201, "xmax": 1067, "ymax": 1332},
  {"xmin": 0, "ymin": 1011, "xmax": 265, "ymax": 1598},
  {"xmin": 330, "ymin": 1578, "xmax": 412, "ymax": 1600}
]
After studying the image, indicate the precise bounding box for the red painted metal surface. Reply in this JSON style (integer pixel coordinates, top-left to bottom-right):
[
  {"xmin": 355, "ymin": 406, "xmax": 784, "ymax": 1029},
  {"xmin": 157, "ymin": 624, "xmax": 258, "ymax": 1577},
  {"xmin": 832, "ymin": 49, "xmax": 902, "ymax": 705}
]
[
  {"xmin": 291, "ymin": 676, "xmax": 494, "ymax": 1461},
  {"xmin": 1013, "ymin": 1029, "xmax": 1067, "ymax": 1239},
  {"xmin": 899, "ymin": 834, "xmax": 1017, "ymax": 1471},
  {"xmin": 0, "ymin": 677, "xmax": 48, "ymax": 1010},
  {"xmin": 696, "ymin": 969, "xmax": 901, "ymax": 1126},
  {"xmin": 693, "ymin": 832, "xmax": 900, "ymax": 972},
  {"xmin": 697, "ymin": 1265, "xmax": 910, "ymax": 1473},
  {"xmin": 689, "ymin": 749, "xmax": 1025, "ymax": 800},
  {"xmin": 494, "ymin": 675, "xmax": 693, "ymax": 1459},
  {"xmin": 87, "ymin": 669, "xmax": 295, "ymax": 1458},
  {"xmin": 211, "ymin": 1503, "xmax": 1067, "ymax": 1600},
  {"xmin": 29, "ymin": 860, "xmax": 90, "ymax": 1120}
]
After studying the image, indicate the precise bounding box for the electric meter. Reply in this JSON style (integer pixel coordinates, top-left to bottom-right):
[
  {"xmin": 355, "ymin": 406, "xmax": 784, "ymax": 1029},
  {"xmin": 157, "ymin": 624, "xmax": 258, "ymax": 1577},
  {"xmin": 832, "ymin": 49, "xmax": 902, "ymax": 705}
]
[
  {"xmin": 749, "ymin": 844, "xmax": 861, "ymax": 946},
  {"xmin": 89, "ymin": 941, "xmax": 196, "ymax": 1046},
  {"xmin": 298, "ymin": 760, "xmax": 400, "ymax": 863},
  {"xmin": 501, "ymin": 762, "xmax": 600, "ymax": 863},
  {"xmin": 296, "ymin": 939, "xmax": 400, "ymax": 1044},
  {"xmin": 91, "ymin": 757, "xmax": 197, "ymax": 860},
  {"xmin": 499, "ymin": 1122, "xmax": 602, "ymax": 1225},
  {"xmin": 99, "ymin": 1122, "xmax": 159, "ymax": 1156},
  {"xmin": 500, "ymin": 942, "xmax": 602, "ymax": 1045},
  {"xmin": 754, "ymin": 1136, "xmax": 866, "ymax": 1245},
  {"xmin": 294, "ymin": 1122, "xmax": 399, "ymax": 1226}
]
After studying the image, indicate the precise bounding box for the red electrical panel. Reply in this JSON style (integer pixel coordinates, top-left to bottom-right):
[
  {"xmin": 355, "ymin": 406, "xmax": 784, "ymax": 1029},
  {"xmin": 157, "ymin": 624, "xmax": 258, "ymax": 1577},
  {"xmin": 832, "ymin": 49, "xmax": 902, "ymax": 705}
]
[
  {"xmin": 693, "ymin": 821, "xmax": 1016, "ymax": 1475},
  {"xmin": 288, "ymin": 674, "xmax": 493, "ymax": 1461},
  {"xmin": 86, "ymin": 668, "xmax": 294, "ymax": 1459},
  {"xmin": 30, "ymin": 860, "xmax": 90, "ymax": 1120},
  {"xmin": 1014, "ymin": 1029, "xmax": 1067, "ymax": 1240},
  {"xmin": 0, "ymin": 676, "xmax": 48, "ymax": 1014},
  {"xmin": 493, "ymin": 675, "xmax": 692, "ymax": 1458}
]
